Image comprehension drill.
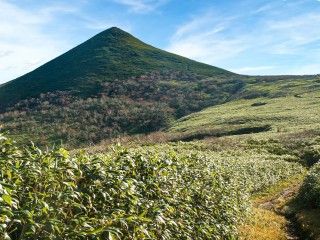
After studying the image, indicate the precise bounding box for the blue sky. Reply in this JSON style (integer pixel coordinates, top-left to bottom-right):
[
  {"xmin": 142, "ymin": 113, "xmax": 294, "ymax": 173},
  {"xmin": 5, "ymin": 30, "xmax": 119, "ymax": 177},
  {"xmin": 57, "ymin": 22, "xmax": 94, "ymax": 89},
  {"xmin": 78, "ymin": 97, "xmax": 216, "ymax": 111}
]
[{"xmin": 1, "ymin": 0, "xmax": 320, "ymax": 83}]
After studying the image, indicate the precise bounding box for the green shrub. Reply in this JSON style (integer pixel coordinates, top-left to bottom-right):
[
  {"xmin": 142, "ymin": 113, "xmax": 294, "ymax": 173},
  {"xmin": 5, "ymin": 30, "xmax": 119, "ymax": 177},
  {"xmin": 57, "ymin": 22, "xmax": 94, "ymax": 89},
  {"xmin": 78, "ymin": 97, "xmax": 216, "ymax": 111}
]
[
  {"xmin": 0, "ymin": 135, "xmax": 304, "ymax": 239},
  {"xmin": 301, "ymin": 145, "xmax": 320, "ymax": 166},
  {"xmin": 298, "ymin": 163, "xmax": 320, "ymax": 208},
  {"xmin": 251, "ymin": 102, "xmax": 267, "ymax": 107},
  {"xmin": 0, "ymin": 135, "xmax": 246, "ymax": 239}
]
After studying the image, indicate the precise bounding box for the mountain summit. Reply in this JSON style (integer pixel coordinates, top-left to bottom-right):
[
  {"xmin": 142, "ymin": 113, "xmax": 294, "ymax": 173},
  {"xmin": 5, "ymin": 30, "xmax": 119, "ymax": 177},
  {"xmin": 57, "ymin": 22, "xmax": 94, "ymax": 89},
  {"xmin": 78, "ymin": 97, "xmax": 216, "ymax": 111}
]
[{"xmin": 0, "ymin": 27, "xmax": 234, "ymax": 110}]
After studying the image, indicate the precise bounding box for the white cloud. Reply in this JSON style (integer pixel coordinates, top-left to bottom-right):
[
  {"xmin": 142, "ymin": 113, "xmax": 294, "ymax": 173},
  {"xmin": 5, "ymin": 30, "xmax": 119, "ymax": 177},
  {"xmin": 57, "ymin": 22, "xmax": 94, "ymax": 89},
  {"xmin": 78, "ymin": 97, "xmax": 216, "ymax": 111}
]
[
  {"xmin": 166, "ymin": 13, "xmax": 248, "ymax": 64},
  {"xmin": 0, "ymin": 0, "xmax": 78, "ymax": 84},
  {"xmin": 252, "ymin": 3, "xmax": 273, "ymax": 14},
  {"xmin": 285, "ymin": 64, "xmax": 320, "ymax": 75},
  {"xmin": 112, "ymin": 0, "xmax": 168, "ymax": 12},
  {"xmin": 82, "ymin": 16, "xmax": 132, "ymax": 31},
  {"xmin": 264, "ymin": 13, "xmax": 320, "ymax": 54}
]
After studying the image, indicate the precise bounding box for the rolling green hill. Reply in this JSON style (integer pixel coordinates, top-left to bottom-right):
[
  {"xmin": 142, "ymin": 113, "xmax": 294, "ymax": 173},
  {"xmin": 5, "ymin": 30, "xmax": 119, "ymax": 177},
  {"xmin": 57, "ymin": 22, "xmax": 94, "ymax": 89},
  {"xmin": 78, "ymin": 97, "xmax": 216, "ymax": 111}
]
[{"xmin": 169, "ymin": 76, "xmax": 320, "ymax": 141}]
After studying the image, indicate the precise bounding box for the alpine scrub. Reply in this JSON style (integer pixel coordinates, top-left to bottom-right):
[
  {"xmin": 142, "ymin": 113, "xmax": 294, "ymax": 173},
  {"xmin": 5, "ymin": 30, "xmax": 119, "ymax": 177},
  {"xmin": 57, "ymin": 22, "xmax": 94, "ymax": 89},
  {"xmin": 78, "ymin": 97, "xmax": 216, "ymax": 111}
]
[
  {"xmin": 0, "ymin": 135, "xmax": 304, "ymax": 239},
  {"xmin": 298, "ymin": 161, "xmax": 320, "ymax": 208}
]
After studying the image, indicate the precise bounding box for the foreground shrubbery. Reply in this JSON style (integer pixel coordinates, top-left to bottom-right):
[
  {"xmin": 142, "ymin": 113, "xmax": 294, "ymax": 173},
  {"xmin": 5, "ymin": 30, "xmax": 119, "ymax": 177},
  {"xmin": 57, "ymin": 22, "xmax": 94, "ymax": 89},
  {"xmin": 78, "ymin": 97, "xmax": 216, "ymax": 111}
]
[{"xmin": 0, "ymin": 135, "xmax": 304, "ymax": 239}]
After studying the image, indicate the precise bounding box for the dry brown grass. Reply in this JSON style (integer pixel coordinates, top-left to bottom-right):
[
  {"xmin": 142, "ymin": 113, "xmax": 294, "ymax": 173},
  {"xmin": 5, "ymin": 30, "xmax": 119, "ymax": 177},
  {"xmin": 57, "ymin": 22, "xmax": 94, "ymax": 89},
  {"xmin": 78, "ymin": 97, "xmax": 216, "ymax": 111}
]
[
  {"xmin": 239, "ymin": 174, "xmax": 306, "ymax": 240},
  {"xmin": 239, "ymin": 208, "xmax": 287, "ymax": 240}
]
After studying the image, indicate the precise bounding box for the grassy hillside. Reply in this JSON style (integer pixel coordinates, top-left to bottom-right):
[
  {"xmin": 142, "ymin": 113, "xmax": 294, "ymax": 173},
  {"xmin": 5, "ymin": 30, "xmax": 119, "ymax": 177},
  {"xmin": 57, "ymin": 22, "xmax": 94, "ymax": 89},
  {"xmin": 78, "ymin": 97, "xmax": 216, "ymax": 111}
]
[
  {"xmin": 0, "ymin": 27, "xmax": 319, "ymax": 147},
  {"xmin": 0, "ymin": 27, "xmax": 234, "ymax": 110},
  {"xmin": 170, "ymin": 78, "xmax": 320, "ymax": 141},
  {"xmin": 2, "ymin": 74, "xmax": 319, "ymax": 146}
]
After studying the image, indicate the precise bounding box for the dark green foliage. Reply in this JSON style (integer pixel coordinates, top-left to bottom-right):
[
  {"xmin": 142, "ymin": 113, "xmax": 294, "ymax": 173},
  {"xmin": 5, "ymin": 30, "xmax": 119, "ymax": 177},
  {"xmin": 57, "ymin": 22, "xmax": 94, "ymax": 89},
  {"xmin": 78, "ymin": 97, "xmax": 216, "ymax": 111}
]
[
  {"xmin": 301, "ymin": 145, "xmax": 320, "ymax": 167},
  {"xmin": 172, "ymin": 124, "xmax": 272, "ymax": 142},
  {"xmin": 0, "ymin": 134, "xmax": 248, "ymax": 239},
  {"xmin": 251, "ymin": 102, "xmax": 267, "ymax": 107},
  {"xmin": 298, "ymin": 163, "xmax": 320, "ymax": 208}
]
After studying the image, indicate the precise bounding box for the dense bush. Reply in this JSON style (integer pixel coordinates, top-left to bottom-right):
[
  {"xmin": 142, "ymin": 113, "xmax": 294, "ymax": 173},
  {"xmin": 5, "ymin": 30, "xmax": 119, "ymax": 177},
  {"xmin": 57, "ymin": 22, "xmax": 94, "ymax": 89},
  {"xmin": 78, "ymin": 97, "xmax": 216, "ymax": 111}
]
[
  {"xmin": 301, "ymin": 145, "xmax": 320, "ymax": 166},
  {"xmin": 0, "ymin": 135, "xmax": 304, "ymax": 239},
  {"xmin": 298, "ymin": 163, "xmax": 320, "ymax": 208}
]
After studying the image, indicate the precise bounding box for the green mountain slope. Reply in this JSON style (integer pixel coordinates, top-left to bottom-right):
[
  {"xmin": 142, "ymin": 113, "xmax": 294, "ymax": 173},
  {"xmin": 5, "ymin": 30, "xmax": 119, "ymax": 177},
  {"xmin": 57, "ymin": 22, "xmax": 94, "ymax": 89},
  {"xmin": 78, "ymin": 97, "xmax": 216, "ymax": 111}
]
[
  {"xmin": 0, "ymin": 27, "xmax": 234, "ymax": 110},
  {"xmin": 169, "ymin": 78, "xmax": 320, "ymax": 141}
]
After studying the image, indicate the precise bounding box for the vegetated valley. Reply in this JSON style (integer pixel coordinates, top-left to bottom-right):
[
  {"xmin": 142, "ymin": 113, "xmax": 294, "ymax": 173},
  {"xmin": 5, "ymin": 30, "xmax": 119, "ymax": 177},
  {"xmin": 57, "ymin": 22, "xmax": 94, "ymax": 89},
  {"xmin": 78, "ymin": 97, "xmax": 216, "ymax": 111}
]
[{"xmin": 0, "ymin": 27, "xmax": 320, "ymax": 239}]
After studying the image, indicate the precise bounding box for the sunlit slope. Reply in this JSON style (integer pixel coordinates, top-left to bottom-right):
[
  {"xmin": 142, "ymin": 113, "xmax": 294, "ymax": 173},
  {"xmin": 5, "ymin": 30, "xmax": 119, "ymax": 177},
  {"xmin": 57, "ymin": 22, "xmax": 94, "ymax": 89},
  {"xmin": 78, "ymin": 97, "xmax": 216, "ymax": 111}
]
[{"xmin": 170, "ymin": 90, "xmax": 320, "ymax": 138}]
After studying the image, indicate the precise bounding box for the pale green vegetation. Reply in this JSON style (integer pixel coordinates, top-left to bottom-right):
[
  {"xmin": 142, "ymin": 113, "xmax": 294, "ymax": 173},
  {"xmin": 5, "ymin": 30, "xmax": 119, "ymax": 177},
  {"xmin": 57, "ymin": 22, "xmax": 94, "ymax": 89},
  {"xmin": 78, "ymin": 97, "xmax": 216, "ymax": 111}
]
[
  {"xmin": 170, "ymin": 91, "xmax": 320, "ymax": 139},
  {"xmin": 0, "ymin": 134, "xmax": 305, "ymax": 239}
]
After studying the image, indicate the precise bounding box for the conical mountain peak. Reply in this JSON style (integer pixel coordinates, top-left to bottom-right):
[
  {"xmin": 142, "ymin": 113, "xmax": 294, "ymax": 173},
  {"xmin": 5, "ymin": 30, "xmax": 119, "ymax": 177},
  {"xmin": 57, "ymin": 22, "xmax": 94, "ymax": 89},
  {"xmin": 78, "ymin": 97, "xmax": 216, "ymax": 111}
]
[
  {"xmin": 93, "ymin": 27, "xmax": 134, "ymax": 41},
  {"xmin": 0, "ymin": 27, "xmax": 234, "ymax": 109},
  {"xmin": 103, "ymin": 26, "xmax": 129, "ymax": 35}
]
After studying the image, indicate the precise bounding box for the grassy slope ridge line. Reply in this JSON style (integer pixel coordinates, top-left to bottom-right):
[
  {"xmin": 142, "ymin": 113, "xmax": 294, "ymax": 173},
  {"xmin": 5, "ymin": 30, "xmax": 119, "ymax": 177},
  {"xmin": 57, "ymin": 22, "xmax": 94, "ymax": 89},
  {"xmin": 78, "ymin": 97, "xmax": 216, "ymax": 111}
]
[
  {"xmin": 0, "ymin": 134, "xmax": 304, "ymax": 239},
  {"xmin": 170, "ymin": 90, "xmax": 320, "ymax": 140}
]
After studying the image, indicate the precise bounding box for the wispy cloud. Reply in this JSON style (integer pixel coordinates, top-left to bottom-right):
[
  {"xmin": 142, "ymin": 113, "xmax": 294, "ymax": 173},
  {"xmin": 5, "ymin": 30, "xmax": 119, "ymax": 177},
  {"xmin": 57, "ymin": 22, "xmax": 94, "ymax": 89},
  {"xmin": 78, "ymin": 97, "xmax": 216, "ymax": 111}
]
[
  {"xmin": 80, "ymin": 15, "xmax": 132, "ymax": 31},
  {"xmin": 167, "ymin": 12, "xmax": 248, "ymax": 64},
  {"xmin": 0, "ymin": 0, "xmax": 81, "ymax": 83},
  {"xmin": 111, "ymin": 0, "xmax": 168, "ymax": 13},
  {"xmin": 265, "ymin": 13, "xmax": 320, "ymax": 54},
  {"xmin": 166, "ymin": 0, "xmax": 320, "ymax": 75}
]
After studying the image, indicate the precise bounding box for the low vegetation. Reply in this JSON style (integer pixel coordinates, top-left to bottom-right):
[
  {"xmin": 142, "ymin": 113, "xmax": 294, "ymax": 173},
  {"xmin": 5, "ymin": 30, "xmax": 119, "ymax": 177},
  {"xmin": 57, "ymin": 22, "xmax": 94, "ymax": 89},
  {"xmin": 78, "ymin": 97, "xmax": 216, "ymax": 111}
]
[
  {"xmin": 170, "ymin": 91, "xmax": 320, "ymax": 140},
  {"xmin": 0, "ymin": 134, "xmax": 305, "ymax": 239},
  {"xmin": 299, "ymin": 162, "xmax": 320, "ymax": 208},
  {"xmin": 0, "ymin": 70, "xmax": 245, "ymax": 147}
]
